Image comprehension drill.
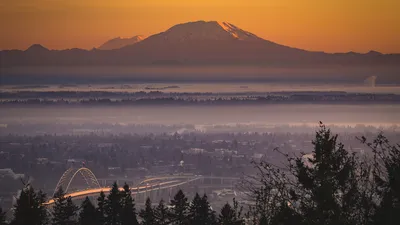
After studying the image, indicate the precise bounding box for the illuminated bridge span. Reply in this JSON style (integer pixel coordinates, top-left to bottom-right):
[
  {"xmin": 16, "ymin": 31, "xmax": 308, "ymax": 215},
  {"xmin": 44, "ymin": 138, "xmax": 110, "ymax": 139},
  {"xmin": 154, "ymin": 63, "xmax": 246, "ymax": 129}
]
[
  {"xmin": 45, "ymin": 167, "xmax": 240, "ymax": 206},
  {"xmin": 44, "ymin": 178, "xmax": 200, "ymax": 205},
  {"xmin": 53, "ymin": 167, "xmax": 101, "ymax": 197}
]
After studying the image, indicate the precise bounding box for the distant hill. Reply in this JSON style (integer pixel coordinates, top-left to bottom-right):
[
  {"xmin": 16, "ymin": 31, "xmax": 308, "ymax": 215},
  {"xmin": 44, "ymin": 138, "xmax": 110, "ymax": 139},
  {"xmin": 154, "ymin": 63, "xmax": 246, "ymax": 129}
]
[
  {"xmin": 98, "ymin": 35, "xmax": 146, "ymax": 50},
  {"xmin": 1, "ymin": 21, "xmax": 399, "ymax": 67},
  {"xmin": 25, "ymin": 44, "xmax": 49, "ymax": 53}
]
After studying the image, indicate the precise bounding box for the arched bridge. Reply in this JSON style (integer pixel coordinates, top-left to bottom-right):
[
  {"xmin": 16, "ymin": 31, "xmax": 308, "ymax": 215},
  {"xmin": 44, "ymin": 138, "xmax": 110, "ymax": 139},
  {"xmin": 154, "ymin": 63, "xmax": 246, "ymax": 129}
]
[
  {"xmin": 45, "ymin": 167, "xmax": 240, "ymax": 205},
  {"xmin": 53, "ymin": 167, "xmax": 101, "ymax": 197}
]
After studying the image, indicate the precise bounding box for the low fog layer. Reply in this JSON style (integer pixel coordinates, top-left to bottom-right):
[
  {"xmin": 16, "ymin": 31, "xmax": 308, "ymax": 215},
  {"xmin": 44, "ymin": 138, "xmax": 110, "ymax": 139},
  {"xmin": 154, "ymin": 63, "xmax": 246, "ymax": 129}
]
[{"xmin": 1, "ymin": 104, "xmax": 399, "ymax": 135}]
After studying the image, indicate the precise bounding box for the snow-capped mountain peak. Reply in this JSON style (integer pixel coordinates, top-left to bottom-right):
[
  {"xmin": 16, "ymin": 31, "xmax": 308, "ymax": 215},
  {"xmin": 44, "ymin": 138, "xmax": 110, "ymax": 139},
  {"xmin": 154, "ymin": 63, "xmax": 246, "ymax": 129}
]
[{"xmin": 157, "ymin": 21, "xmax": 261, "ymax": 42}]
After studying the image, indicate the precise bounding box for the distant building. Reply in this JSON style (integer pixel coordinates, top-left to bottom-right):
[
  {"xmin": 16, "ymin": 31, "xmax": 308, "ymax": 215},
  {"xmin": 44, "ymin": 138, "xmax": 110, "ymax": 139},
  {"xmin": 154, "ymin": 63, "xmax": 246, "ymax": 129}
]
[
  {"xmin": 252, "ymin": 153, "xmax": 264, "ymax": 160},
  {"xmin": 97, "ymin": 143, "xmax": 113, "ymax": 148},
  {"xmin": 0, "ymin": 168, "xmax": 25, "ymax": 179},
  {"xmin": 66, "ymin": 158, "xmax": 85, "ymax": 167},
  {"xmin": 364, "ymin": 76, "xmax": 377, "ymax": 87},
  {"xmin": 215, "ymin": 148, "xmax": 237, "ymax": 156},
  {"xmin": 213, "ymin": 188, "xmax": 235, "ymax": 197},
  {"xmin": 108, "ymin": 167, "xmax": 121, "ymax": 171},
  {"xmin": 183, "ymin": 148, "xmax": 205, "ymax": 154},
  {"xmin": 212, "ymin": 140, "xmax": 231, "ymax": 144},
  {"xmin": 140, "ymin": 145, "xmax": 153, "ymax": 151},
  {"xmin": 0, "ymin": 151, "xmax": 9, "ymax": 157},
  {"xmin": 36, "ymin": 157, "xmax": 49, "ymax": 164},
  {"xmin": 67, "ymin": 159, "xmax": 82, "ymax": 163}
]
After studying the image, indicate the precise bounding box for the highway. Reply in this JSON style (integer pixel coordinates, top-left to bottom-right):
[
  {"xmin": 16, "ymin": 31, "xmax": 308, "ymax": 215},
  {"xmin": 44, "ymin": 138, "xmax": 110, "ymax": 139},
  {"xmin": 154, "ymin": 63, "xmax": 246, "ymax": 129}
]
[
  {"xmin": 44, "ymin": 173, "xmax": 240, "ymax": 206},
  {"xmin": 44, "ymin": 178, "xmax": 200, "ymax": 205}
]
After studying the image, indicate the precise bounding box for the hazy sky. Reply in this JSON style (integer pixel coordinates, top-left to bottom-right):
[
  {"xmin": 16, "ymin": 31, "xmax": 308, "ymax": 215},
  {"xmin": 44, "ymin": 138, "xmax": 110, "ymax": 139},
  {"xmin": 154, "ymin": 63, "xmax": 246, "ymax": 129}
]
[{"xmin": 1, "ymin": 0, "xmax": 399, "ymax": 53}]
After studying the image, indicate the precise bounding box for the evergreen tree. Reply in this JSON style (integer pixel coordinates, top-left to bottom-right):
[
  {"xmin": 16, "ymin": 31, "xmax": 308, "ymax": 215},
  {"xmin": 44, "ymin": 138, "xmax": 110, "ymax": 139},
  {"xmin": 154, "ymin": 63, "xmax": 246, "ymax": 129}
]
[
  {"xmin": 188, "ymin": 194, "xmax": 216, "ymax": 225},
  {"xmin": 11, "ymin": 186, "xmax": 48, "ymax": 225},
  {"xmin": 188, "ymin": 193, "xmax": 202, "ymax": 225},
  {"xmin": 209, "ymin": 213, "xmax": 217, "ymax": 225},
  {"xmin": 139, "ymin": 198, "xmax": 156, "ymax": 225},
  {"xmin": 104, "ymin": 182, "xmax": 122, "ymax": 225},
  {"xmin": 244, "ymin": 123, "xmax": 365, "ymax": 225},
  {"xmin": 52, "ymin": 187, "xmax": 79, "ymax": 225},
  {"xmin": 65, "ymin": 198, "xmax": 78, "ymax": 224},
  {"xmin": 96, "ymin": 191, "xmax": 107, "ymax": 225},
  {"xmin": 219, "ymin": 203, "xmax": 235, "ymax": 225},
  {"xmin": 169, "ymin": 190, "xmax": 188, "ymax": 225},
  {"xmin": 218, "ymin": 200, "xmax": 244, "ymax": 225},
  {"xmin": 0, "ymin": 207, "xmax": 7, "ymax": 225},
  {"xmin": 120, "ymin": 183, "xmax": 139, "ymax": 225},
  {"xmin": 290, "ymin": 123, "xmax": 360, "ymax": 225},
  {"xmin": 79, "ymin": 197, "xmax": 97, "ymax": 225},
  {"xmin": 200, "ymin": 194, "xmax": 217, "ymax": 225},
  {"xmin": 154, "ymin": 200, "xmax": 169, "ymax": 225}
]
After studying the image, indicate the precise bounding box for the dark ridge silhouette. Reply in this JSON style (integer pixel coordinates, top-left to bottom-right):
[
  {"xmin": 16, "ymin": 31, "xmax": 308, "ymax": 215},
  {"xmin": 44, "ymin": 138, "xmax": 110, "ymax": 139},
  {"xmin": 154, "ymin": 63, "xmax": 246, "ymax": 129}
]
[
  {"xmin": 25, "ymin": 44, "xmax": 49, "ymax": 53},
  {"xmin": 1, "ymin": 21, "xmax": 399, "ymax": 67}
]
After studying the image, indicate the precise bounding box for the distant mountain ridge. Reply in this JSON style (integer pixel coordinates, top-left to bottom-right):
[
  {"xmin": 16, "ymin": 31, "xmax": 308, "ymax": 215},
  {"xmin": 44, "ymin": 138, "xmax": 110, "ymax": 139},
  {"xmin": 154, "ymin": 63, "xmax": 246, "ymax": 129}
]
[
  {"xmin": 1, "ymin": 20, "xmax": 399, "ymax": 67},
  {"xmin": 98, "ymin": 35, "xmax": 146, "ymax": 50}
]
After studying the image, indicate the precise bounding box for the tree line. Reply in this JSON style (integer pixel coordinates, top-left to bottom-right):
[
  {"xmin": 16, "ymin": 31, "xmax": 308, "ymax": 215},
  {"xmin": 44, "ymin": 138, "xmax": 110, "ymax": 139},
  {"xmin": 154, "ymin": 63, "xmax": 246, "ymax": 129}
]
[
  {"xmin": 1, "ymin": 122, "xmax": 399, "ymax": 225},
  {"xmin": 1, "ymin": 182, "xmax": 243, "ymax": 225}
]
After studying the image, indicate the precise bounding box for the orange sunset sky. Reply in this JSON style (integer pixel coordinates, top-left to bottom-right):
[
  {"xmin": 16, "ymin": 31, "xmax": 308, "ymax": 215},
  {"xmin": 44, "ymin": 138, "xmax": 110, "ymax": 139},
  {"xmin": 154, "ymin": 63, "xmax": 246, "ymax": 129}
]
[{"xmin": 1, "ymin": 0, "xmax": 399, "ymax": 53}]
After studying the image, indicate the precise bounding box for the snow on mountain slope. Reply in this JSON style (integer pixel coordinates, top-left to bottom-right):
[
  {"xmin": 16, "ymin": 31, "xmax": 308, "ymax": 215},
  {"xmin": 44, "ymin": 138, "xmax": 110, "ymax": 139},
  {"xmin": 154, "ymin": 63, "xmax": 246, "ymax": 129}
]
[
  {"xmin": 142, "ymin": 21, "xmax": 263, "ymax": 43},
  {"xmin": 98, "ymin": 35, "xmax": 146, "ymax": 50},
  {"xmin": 216, "ymin": 21, "xmax": 259, "ymax": 40}
]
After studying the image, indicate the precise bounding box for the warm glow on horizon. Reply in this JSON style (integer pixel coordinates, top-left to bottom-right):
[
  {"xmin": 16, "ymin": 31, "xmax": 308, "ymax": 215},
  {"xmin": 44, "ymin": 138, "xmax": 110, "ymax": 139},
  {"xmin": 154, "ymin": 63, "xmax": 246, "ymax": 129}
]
[{"xmin": 0, "ymin": 0, "xmax": 399, "ymax": 53}]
